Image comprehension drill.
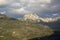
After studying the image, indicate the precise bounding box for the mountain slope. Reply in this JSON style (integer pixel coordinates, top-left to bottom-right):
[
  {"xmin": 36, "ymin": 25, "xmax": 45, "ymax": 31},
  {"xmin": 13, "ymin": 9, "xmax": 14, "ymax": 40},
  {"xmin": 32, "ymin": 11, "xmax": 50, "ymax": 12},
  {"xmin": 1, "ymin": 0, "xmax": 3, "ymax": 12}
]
[
  {"xmin": 0, "ymin": 20, "xmax": 53, "ymax": 40},
  {"xmin": 0, "ymin": 14, "xmax": 16, "ymax": 20},
  {"xmin": 39, "ymin": 19, "xmax": 60, "ymax": 31}
]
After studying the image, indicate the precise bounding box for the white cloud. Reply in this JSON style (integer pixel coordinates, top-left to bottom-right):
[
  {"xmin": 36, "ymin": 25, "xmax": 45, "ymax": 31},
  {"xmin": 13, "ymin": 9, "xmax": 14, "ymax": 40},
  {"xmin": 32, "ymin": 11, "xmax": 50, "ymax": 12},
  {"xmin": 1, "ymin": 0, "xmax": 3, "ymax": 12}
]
[
  {"xmin": 38, "ymin": 0, "xmax": 51, "ymax": 3},
  {"xmin": 20, "ymin": 0, "xmax": 29, "ymax": 3},
  {"xmin": 40, "ymin": 4, "xmax": 46, "ymax": 7},
  {"xmin": 29, "ymin": 0, "xmax": 36, "ymax": 3},
  {"xmin": 11, "ymin": 3, "xmax": 21, "ymax": 7},
  {"xmin": 12, "ymin": 8, "xmax": 29, "ymax": 14},
  {"xmin": 20, "ymin": 0, "xmax": 51, "ymax": 3},
  {"xmin": 15, "ymin": 8, "xmax": 25, "ymax": 13},
  {"xmin": 0, "ymin": 0, "xmax": 8, "ymax": 5}
]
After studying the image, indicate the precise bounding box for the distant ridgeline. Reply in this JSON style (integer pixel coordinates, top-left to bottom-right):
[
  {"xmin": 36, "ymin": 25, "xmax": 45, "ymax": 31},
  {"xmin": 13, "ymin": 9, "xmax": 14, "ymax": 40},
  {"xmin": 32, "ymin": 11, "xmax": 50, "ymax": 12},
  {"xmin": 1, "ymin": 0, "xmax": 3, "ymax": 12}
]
[
  {"xmin": 21, "ymin": 13, "xmax": 60, "ymax": 22},
  {"xmin": 0, "ymin": 14, "xmax": 8, "ymax": 19},
  {"xmin": 0, "ymin": 14, "xmax": 16, "ymax": 20},
  {"xmin": 0, "ymin": 14, "xmax": 59, "ymax": 40},
  {"xmin": 0, "ymin": 16, "xmax": 54, "ymax": 40},
  {"xmin": 0, "ymin": 13, "xmax": 60, "ymax": 22}
]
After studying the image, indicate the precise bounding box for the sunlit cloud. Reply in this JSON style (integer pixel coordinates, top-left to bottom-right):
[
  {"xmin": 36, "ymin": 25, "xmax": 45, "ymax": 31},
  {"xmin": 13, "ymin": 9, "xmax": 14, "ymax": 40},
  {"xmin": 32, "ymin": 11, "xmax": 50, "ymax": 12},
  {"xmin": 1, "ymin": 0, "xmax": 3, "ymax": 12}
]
[
  {"xmin": 11, "ymin": 3, "xmax": 21, "ymax": 7},
  {"xmin": 0, "ymin": 0, "xmax": 8, "ymax": 5},
  {"xmin": 11, "ymin": 7, "xmax": 30, "ymax": 14},
  {"xmin": 40, "ymin": 4, "xmax": 46, "ymax": 7}
]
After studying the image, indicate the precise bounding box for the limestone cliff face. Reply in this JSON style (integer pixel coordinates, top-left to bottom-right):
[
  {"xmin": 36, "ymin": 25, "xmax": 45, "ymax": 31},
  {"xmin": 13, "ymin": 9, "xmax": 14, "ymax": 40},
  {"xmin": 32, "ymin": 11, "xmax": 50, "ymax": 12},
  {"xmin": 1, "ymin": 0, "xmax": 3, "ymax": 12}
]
[
  {"xmin": 23, "ymin": 13, "xmax": 60, "ymax": 22},
  {"xmin": 40, "ymin": 17, "xmax": 60, "ymax": 22},
  {"xmin": 23, "ymin": 13, "xmax": 40, "ymax": 22}
]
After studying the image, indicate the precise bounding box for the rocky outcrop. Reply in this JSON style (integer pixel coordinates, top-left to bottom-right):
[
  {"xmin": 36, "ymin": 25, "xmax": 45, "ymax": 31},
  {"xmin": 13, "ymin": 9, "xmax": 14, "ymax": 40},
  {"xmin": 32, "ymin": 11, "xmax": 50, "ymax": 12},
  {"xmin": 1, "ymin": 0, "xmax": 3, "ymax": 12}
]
[
  {"xmin": 40, "ymin": 17, "xmax": 60, "ymax": 22},
  {"xmin": 23, "ymin": 13, "xmax": 60, "ymax": 22},
  {"xmin": 0, "ymin": 14, "xmax": 8, "ymax": 19},
  {"xmin": 23, "ymin": 13, "xmax": 40, "ymax": 22}
]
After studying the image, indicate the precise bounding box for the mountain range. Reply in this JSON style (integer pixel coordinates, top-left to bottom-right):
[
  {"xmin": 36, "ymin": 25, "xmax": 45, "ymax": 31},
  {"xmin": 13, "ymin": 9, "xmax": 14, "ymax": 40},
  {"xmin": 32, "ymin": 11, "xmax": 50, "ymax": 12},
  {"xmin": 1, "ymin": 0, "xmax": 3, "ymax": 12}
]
[
  {"xmin": 0, "ymin": 14, "xmax": 60, "ymax": 31},
  {"xmin": 22, "ymin": 13, "xmax": 60, "ymax": 22},
  {"xmin": 22, "ymin": 13, "xmax": 60, "ymax": 31},
  {"xmin": 0, "ymin": 14, "xmax": 60, "ymax": 40},
  {"xmin": 0, "ymin": 14, "xmax": 54, "ymax": 40}
]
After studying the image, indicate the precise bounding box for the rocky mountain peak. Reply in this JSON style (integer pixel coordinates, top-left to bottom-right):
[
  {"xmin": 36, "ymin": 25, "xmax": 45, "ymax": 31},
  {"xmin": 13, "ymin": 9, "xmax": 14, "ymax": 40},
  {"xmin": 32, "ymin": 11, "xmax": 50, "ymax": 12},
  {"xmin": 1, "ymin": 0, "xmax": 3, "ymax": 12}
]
[
  {"xmin": 23, "ymin": 13, "xmax": 60, "ymax": 22},
  {"xmin": 23, "ymin": 13, "xmax": 40, "ymax": 21}
]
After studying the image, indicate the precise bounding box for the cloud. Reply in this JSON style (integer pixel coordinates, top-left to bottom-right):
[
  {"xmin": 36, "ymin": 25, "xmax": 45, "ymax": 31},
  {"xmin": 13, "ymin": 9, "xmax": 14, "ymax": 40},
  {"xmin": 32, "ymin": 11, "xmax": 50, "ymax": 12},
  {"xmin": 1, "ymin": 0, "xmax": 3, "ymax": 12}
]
[
  {"xmin": 10, "ymin": 3, "xmax": 21, "ymax": 8},
  {"xmin": 0, "ymin": 0, "xmax": 60, "ymax": 18},
  {"xmin": 0, "ymin": 0, "xmax": 8, "ymax": 5},
  {"xmin": 40, "ymin": 4, "xmax": 46, "ymax": 7},
  {"xmin": 11, "ymin": 3, "xmax": 21, "ymax": 7},
  {"xmin": 0, "ymin": 11, "xmax": 6, "ymax": 14},
  {"xmin": 20, "ymin": 0, "xmax": 51, "ymax": 3},
  {"xmin": 10, "ymin": 7, "xmax": 30, "ymax": 14},
  {"xmin": 38, "ymin": 0, "xmax": 51, "ymax": 3}
]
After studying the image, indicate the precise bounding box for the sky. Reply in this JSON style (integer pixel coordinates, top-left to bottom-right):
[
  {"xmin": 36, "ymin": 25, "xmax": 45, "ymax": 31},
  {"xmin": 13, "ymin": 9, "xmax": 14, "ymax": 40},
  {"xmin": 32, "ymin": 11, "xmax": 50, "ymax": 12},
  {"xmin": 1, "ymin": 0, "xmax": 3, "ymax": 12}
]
[{"xmin": 0, "ymin": 0, "xmax": 60, "ymax": 18}]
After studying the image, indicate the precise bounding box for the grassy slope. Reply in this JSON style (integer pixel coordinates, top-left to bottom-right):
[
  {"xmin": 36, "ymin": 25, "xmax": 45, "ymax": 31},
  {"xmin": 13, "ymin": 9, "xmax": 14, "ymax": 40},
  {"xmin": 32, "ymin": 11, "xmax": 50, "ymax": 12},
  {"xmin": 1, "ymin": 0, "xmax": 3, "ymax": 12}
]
[{"xmin": 0, "ymin": 19, "xmax": 53, "ymax": 40}]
